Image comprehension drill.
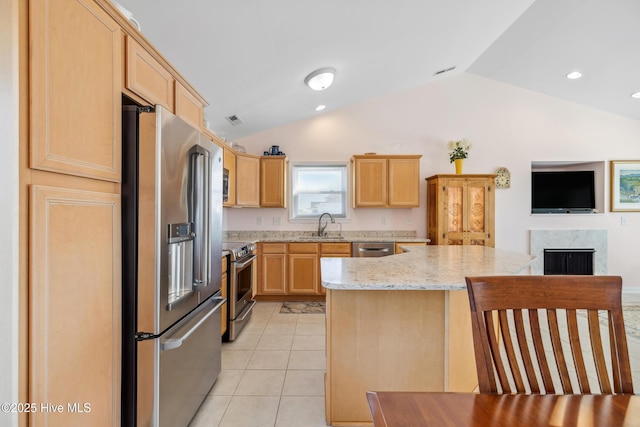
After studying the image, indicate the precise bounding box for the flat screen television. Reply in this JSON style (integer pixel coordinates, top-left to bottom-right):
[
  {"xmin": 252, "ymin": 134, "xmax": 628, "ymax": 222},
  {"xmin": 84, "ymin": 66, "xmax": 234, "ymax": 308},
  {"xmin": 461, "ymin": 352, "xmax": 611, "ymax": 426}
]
[{"xmin": 531, "ymin": 171, "xmax": 596, "ymax": 213}]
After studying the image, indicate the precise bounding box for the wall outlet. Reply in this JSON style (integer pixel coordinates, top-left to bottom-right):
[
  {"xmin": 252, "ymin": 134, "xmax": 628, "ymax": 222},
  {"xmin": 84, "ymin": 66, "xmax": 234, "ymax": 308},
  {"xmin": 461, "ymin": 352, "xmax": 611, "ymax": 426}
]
[
  {"xmin": 381, "ymin": 216, "xmax": 386, "ymax": 225},
  {"xmin": 621, "ymin": 216, "xmax": 628, "ymax": 226},
  {"xmin": 256, "ymin": 216, "xmax": 263, "ymax": 226},
  {"xmin": 273, "ymin": 216, "xmax": 281, "ymax": 226},
  {"xmin": 406, "ymin": 216, "xmax": 412, "ymax": 225}
]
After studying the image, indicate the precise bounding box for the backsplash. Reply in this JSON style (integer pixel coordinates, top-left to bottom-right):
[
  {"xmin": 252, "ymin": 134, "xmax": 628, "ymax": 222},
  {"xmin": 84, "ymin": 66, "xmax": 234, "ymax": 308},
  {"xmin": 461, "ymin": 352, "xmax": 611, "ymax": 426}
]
[{"xmin": 224, "ymin": 230, "xmax": 418, "ymax": 241}]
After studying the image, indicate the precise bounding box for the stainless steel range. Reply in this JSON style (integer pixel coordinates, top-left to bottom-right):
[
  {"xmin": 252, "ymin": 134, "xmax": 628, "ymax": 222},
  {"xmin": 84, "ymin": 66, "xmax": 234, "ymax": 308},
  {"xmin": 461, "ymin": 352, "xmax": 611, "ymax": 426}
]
[{"xmin": 222, "ymin": 242, "xmax": 257, "ymax": 341}]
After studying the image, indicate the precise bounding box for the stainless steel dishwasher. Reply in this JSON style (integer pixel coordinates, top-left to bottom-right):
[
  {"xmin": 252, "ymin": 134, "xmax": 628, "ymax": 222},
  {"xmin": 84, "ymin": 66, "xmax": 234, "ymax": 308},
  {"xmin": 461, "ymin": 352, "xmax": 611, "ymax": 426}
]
[{"xmin": 352, "ymin": 242, "xmax": 395, "ymax": 257}]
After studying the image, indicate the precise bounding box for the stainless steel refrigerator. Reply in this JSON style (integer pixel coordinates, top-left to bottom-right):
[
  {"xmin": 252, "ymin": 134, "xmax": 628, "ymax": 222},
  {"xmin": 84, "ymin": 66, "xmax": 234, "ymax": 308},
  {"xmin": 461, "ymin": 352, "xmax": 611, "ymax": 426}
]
[{"xmin": 121, "ymin": 105, "xmax": 224, "ymax": 427}]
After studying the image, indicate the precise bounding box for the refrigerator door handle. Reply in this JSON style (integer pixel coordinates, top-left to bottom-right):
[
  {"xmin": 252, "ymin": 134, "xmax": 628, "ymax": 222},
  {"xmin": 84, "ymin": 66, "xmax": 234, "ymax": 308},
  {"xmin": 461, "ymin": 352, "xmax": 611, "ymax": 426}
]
[
  {"xmin": 161, "ymin": 297, "xmax": 226, "ymax": 351},
  {"xmin": 189, "ymin": 145, "xmax": 213, "ymax": 287}
]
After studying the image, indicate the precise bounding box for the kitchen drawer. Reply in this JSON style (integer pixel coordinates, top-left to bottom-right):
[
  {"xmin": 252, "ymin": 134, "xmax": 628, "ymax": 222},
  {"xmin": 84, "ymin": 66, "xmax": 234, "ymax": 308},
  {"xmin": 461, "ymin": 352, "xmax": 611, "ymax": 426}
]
[
  {"xmin": 320, "ymin": 242, "xmax": 351, "ymax": 255},
  {"xmin": 288, "ymin": 242, "xmax": 319, "ymax": 254},
  {"xmin": 261, "ymin": 242, "xmax": 287, "ymax": 254}
]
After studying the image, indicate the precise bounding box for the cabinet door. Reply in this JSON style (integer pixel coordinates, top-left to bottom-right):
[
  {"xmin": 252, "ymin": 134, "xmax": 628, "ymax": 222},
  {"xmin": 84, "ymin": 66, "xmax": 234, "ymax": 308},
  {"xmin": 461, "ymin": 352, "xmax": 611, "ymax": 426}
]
[
  {"xmin": 260, "ymin": 157, "xmax": 287, "ymax": 208},
  {"xmin": 235, "ymin": 154, "xmax": 260, "ymax": 207},
  {"xmin": 30, "ymin": 0, "xmax": 121, "ymax": 182},
  {"xmin": 223, "ymin": 148, "xmax": 236, "ymax": 207},
  {"xmin": 465, "ymin": 179, "xmax": 494, "ymax": 247},
  {"xmin": 175, "ymin": 81, "xmax": 204, "ymax": 130},
  {"xmin": 289, "ymin": 254, "xmax": 319, "ymax": 294},
  {"xmin": 388, "ymin": 158, "xmax": 420, "ymax": 207},
  {"xmin": 260, "ymin": 254, "xmax": 287, "ymax": 294},
  {"xmin": 30, "ymin": 185, "xmax": 120, "ymax": 427},
  {"xmin": 354, "ymin": 158, "xmax": 387, "ymax": 207},
  {"xmin": 443, "ymin": 179, "xmax": 465, "ymax": 245},
  {"xmin": 258, "ymin": 243, "xmax": 287, "ymax": 295},
  {"xmin": 125, "ymin": 35, "xmax": 174, "ymax": 111}
]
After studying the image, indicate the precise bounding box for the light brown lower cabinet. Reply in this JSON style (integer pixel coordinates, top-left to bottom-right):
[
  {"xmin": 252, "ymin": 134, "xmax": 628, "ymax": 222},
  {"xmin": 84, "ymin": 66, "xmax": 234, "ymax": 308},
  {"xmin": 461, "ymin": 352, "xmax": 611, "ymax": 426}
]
[
  {"xmin": 288, "ymin": 243, "xmax": 319, "ymax": 295},
  {"xmin": 318, "ymin": 243, "xmax": 352, "ymax": 295},
  {"xmin": 30, "ymin": 185, "xmax": 121, "ymax": 426},
  {"xmin": 394, "ymin": 241, "xmax": 427, "ymax": 254},
  {"xmin": 257, "ymin": 243, "xmax": 288, "ymax": 295},
  {"xmin": 221, "ymin": 254, "xmax": 228, "ymax": 336},
  {"xmin": 256, "ymin": 242, "xmax": 351, "ymax": 299}
]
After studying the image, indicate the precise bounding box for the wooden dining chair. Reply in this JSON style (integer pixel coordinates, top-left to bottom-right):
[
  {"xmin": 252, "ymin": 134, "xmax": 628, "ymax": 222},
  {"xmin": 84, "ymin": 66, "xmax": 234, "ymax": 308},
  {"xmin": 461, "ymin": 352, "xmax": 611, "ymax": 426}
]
[{"xmin": 465, "ymin": 275, "xmax": 634, "ymax": 395}]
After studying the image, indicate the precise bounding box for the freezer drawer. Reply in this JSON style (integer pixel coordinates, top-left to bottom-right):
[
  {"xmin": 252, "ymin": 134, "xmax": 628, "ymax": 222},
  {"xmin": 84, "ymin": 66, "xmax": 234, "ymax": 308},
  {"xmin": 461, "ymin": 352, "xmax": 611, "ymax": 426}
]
[{"xmin": 154, "ymin": 295, "xmax": 224, "ymax": 427}]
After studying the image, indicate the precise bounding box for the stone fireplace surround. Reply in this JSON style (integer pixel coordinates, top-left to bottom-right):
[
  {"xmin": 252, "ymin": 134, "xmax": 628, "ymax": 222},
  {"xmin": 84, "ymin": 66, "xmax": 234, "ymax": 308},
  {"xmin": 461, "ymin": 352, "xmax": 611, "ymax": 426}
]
[{"xmin": 529, "ymin": 229, "xmax": 607, "ymax": 275}]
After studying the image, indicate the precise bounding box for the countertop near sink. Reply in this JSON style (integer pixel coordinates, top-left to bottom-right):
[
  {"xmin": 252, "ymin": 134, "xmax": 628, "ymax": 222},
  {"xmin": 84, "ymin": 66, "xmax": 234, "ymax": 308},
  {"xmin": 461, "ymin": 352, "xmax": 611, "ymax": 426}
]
[{"xmin": 224, "ymin": 230, "xmax": 429, "ymax": 244}]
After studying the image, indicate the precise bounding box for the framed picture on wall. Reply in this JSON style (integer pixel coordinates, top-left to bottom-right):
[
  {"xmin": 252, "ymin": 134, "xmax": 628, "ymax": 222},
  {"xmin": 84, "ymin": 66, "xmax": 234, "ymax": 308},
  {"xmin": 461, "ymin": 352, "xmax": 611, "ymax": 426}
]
[{"xmin": 610, "ymin": 160, "xmax": 640, "ymax": 212}]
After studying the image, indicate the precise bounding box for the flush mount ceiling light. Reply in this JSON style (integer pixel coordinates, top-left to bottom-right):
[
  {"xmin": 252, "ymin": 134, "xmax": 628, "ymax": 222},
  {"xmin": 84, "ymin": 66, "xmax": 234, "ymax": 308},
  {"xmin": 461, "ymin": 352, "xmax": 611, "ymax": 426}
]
[
  {"xmin": 631, "ymin": 92, "xmax": 640, "ymax": 99},
  {"xmin": 566, "ymin": 71, "xmax": 583, "ymax": 80},
  {"xmin": 304, "ymin": 68, "xmax": 336, "ymax": 91},
  {"xmin": 315, "ymin": 104, "xmax": 326, "ymax": 111}
]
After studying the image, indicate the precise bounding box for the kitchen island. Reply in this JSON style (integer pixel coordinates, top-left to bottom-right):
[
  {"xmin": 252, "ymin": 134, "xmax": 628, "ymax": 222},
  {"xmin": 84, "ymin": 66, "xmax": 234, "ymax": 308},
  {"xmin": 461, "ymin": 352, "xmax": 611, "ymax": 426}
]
[{"xmin": 320, "ymin": 245, "xmax": 534, "ymax": 426}]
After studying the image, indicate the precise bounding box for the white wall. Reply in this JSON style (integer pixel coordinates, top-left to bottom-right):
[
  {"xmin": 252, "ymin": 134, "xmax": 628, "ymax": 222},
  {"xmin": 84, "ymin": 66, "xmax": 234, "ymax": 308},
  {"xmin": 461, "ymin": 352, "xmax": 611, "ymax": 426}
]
[
  {"xmin": 0, "ymin": 0, "xmax": 20, "ymax": 425},
  {"xmin": 227, "ymin": 73, "xmax": 640, "ymax": 290}
]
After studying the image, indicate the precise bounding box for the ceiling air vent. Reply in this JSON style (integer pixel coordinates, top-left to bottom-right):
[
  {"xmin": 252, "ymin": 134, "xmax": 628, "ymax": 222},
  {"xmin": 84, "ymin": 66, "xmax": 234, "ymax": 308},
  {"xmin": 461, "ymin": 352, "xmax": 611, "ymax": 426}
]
[
  {"xmin": 225, "ymin": 114, "xmax": 243, "ymax": 126},
  {"xmin": 434, "ymin": 66, "xmax": 456, "ymax": 76}
]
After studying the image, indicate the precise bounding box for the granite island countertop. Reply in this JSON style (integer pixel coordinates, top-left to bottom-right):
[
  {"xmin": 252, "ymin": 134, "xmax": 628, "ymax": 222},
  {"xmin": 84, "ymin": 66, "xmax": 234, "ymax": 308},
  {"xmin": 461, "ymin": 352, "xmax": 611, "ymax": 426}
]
[{"xmin": 321, "ymin": 245, "xmax": 534, "ymax": 291}]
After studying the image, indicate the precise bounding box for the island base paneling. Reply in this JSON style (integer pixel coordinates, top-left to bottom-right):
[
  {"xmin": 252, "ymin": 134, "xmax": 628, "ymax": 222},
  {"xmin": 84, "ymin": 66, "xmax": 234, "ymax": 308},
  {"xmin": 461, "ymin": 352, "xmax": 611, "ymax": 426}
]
[{"xmin": 325, "ymin": 289, "xmax": 477, "ymax": 426}]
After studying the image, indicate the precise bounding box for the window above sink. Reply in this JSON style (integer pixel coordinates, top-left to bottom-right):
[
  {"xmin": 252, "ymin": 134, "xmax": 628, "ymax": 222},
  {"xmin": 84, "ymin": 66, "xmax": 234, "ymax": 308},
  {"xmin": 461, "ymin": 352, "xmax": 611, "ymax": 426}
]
[{"xmin": 290, "ymin": 163, "xmax": 348, "ymax": 220}]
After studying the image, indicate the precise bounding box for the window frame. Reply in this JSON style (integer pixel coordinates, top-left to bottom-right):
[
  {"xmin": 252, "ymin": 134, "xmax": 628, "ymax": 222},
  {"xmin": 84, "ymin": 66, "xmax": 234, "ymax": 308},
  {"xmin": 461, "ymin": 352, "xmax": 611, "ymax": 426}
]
[{"xmin": 289, "ymin": 162, "xmax": 350, "ymax": 221}]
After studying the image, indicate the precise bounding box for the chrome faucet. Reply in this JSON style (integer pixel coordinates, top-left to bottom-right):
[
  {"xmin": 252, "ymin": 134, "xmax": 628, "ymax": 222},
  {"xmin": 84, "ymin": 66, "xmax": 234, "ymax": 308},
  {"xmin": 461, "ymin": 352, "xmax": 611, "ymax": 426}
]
[{"xmin": 317, "ymin": 212, "xmax": 335, "ymax": 237}]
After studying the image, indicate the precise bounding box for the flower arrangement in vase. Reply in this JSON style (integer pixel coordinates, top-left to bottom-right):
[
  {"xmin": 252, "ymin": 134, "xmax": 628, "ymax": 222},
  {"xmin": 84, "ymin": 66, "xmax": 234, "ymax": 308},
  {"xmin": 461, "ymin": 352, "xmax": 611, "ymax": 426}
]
[{"xmin": 447, "ymin": 138, "xmax": 472, "ymax": 174}]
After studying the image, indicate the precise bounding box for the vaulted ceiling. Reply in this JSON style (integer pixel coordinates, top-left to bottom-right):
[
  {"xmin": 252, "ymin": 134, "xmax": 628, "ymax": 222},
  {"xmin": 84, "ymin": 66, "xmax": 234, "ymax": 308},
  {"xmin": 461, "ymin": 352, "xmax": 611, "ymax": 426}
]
[{"xmin": 115, "ymin": 0, "xmax": 640, "ymax": 141}]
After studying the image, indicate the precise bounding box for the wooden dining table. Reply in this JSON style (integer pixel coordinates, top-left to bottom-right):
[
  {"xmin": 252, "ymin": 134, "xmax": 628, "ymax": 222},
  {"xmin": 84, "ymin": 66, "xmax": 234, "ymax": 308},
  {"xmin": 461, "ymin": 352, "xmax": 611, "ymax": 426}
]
[{"xmin": 366, "ymin": 391, "xmax": 640, "ymax": 427}]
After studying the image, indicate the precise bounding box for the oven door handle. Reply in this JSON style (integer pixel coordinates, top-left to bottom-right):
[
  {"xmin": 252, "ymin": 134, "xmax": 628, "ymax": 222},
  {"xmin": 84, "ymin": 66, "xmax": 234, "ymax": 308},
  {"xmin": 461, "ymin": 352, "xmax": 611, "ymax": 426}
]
[
  {"xmin": 234, "ymin": 254, "xmax": 256, "ymax": 269},
  {"xmin": 161, "ymin": 297, "xmax": 226, "ymax": 351}
]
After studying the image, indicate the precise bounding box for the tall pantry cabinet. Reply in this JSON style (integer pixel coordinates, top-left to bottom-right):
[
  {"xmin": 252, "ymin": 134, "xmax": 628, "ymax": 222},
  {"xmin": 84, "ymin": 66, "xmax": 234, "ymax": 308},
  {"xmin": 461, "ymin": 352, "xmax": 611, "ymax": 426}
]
[
  {"xmin": 25, "ymin": 0, "xmax": 122, "ymax": 425},
  {"xmin": 426, "ymin": 175, "xmax": 496, "ymax": 247}
]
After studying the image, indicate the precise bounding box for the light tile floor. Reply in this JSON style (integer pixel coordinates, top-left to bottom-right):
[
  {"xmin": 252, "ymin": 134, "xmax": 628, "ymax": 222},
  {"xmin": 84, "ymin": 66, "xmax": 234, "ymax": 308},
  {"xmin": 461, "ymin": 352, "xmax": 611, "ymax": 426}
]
[
  {"xmin": 189, "ymin": 302, "xmax": 331, "ymax": 427},
  {"xmin": 190, "ymin": 297, "xmax": 640, "ymax": 427}
]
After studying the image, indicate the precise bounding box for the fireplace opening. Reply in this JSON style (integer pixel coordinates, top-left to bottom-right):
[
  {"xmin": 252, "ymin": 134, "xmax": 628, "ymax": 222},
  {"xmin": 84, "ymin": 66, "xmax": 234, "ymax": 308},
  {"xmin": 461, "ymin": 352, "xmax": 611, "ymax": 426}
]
[{"xmin": 543, "ymin": 249, "xmax": 594, "ymax": 275}]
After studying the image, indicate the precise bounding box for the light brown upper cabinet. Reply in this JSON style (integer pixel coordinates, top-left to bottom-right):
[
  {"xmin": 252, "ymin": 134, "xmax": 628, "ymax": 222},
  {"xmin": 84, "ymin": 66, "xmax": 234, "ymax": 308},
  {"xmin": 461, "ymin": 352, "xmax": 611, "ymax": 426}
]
[
  {"xmin": 175, "ymin": 80, "xmax": 204, "ymax": 130},
  {"xmin": 30, "ymin": 0, "xmax": 122, "ymax": 182},
  {"xmin": 125, "ymin": 35, "xmax": 174, "ymax": 111},
  {"xmin": 235, "ymin": 153, "xmax": 261, "ymax": 207},
  {"xmin": 223, "ymin": 148, "xmax": 237, "ymax": 207},
  {"xmin": 352, "ymin": 155, "xmax": 422, "ymax": 208},
  {"xmin": 426, "ymin": 174, "xmax": 496, "ymax": 247},
  {"xmin": 260, "ymin": 157, "xmax": 288, "ymax": 208}
]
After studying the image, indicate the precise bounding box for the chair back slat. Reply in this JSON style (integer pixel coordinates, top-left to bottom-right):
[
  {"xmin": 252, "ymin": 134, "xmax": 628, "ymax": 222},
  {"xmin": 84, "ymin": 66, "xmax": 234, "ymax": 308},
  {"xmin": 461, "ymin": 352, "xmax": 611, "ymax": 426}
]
[
  {"xmin": 513, "ymin": 309, "xmax": 540, "ymax": 393},
  {"xmin": 528, "ymin": 309, "xmax": 556, "ymax": 393},
  {"xmin": 566, "ymin": 309, "xmax": 591, "ymax": 393},
  {"xmin": 483, "ymin": 311, "xmax": 508, "ymax": 393},
  {"xmin": 465, "ymin": 275, "xmax": 634, "ymax": 395},
  {"xmin": 498, "ymin": 310, "xmax": 525, "ymax": 392},
  {"xmin": 546, "ymin": 309, "xmax": 574, "ymax": 393},
  {"xmin": 587, "ymin": 310, "xmax": 612, "ymax": 393}
]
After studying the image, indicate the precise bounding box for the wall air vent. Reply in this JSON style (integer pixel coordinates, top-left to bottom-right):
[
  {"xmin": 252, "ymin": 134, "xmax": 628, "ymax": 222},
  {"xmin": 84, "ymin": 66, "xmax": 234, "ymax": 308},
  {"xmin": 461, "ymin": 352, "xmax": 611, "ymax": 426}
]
[
  {"xmin": 434, "ymin": 66, "xmax": 456, "ymax": 76},
  {"xmin": 225, "ymin": 115, "xmax": 243, "ymax": 126}
]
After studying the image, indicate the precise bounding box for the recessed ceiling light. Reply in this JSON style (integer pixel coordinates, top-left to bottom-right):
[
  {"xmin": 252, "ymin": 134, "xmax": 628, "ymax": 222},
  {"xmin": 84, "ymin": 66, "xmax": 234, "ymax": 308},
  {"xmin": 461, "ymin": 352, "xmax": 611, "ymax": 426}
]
[
  {"xmin": 566, "ymin": 71, "xmax": 582, "ymax": 80},
  {"xmin": 315, "ymin": 105, "xmax": 326, "ymax": 111},
  {"xmin": 304, "ymin": 68, "xmax": 336, "ymax": 91},
  {"xmin": 631, "ymin": 92, "xmax": 640, "ymax": 99}
]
